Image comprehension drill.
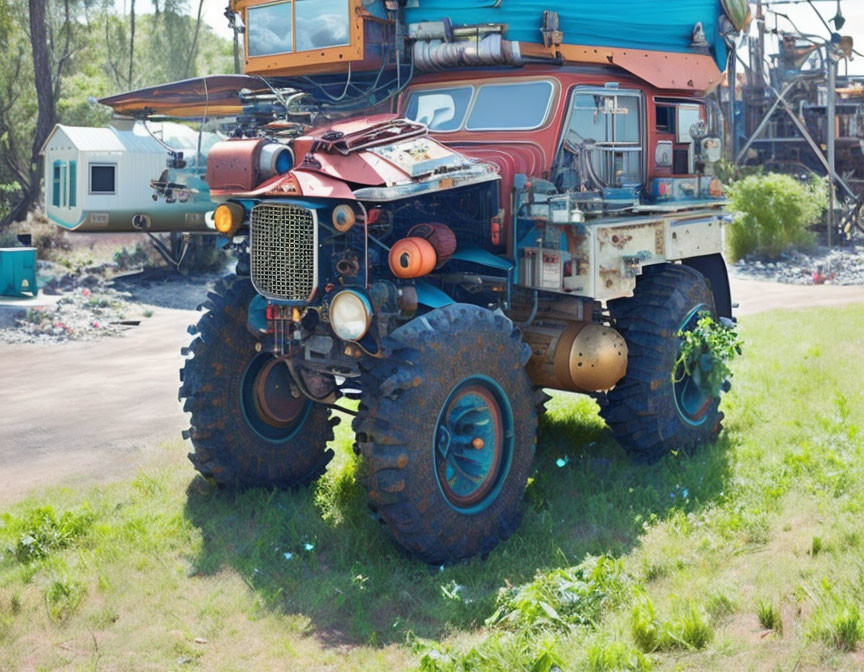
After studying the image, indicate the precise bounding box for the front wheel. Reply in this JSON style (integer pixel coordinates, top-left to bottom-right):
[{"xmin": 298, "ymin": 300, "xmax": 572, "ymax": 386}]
[
  {"xmin": 179, "ymin": 275, "xmax": 335, "ymax": 488},
  {"xmin": 353, "ymin": 304, "xmax": 539, "ymax": 564},
  {"xmin": 601, "ymin": 264, "xmax": 724, "ymax": 462}
]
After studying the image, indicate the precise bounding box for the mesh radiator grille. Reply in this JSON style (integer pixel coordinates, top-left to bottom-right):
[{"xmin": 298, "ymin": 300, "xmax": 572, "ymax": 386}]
[{"xmin": 250, "ymin": 203, "xmax": 316, "ymax": 302}]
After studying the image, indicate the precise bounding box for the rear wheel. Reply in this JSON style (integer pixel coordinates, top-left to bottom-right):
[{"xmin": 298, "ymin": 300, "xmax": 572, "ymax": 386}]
[
  {"xmin": 601, "ymin": 264, "xmax": 724, "ymax": 462},
  {"xmin": 353, "ymin": 304, "xmax": 539, "ymax": 564},
  {"xmin": 179, "ymin": 275, "xmax": 335, "ymax": 488}
]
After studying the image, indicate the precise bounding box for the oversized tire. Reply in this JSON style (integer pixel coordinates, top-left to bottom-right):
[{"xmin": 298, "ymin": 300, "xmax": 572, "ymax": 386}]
[
  {"xmin": 179, "ymin": 275, "xmax": 335, "ymax": 488},
  {"xmin": 601, "ymin": 264, "xmax": 724, "ymax": 462},
  {"xmin": 353, "ymin": 304, "xmax": 539, "ymax": 564}
]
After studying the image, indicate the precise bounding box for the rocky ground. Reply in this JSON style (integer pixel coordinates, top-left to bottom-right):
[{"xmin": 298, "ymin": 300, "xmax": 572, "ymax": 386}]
[
  {"xmin": 731, "ymin": 243, "xmax": 864, "ymax": 286},
  {"xmin": 0, "ymin": 260, "xmax": 222, "ymax": 345}
]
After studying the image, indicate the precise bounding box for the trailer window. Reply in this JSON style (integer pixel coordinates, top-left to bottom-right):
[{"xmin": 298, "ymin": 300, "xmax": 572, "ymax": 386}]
[
  {"xmin": 405, "ymin": 87, "xmax": 473, "ymax": 132},
  {"xmin": 466, "ymin": 81, "xmax": 554, "ymax": 130},
  {"xmin": 68, "ymin": 161, "xmax": 76, "ymax": 207},
  {"xmin": 90, "ymin": 164, "xmax": 116, "ymax": 194},
  {"xmin": 52, "ymin": 162, "xmax": 61, "ymax": 207}
]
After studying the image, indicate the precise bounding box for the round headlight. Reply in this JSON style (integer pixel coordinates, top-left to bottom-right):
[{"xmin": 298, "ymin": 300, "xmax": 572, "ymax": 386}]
[{"xmin": 330, "ymin": 290, "xmax": 372, "ymax": 342}]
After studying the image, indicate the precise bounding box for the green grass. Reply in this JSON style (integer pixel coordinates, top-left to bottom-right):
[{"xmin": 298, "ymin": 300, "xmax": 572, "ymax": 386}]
[{"xmin": 2, "ymin": 305, "xmax": 864, "ymax": 670}]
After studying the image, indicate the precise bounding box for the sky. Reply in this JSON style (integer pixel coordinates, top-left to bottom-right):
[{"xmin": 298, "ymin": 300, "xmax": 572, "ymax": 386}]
[
  {"xmin": 753, "ymin": 0, "xmax": 864, "ymax": 75},
  {"xmin": 118, "ymin": 0, "xmax": 864, "ymax": 75}
]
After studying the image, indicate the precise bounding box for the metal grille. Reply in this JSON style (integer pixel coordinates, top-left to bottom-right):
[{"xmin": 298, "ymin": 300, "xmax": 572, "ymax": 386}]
[{"xmin": 250, "ymin": 203, "xmax": 317, "ymax": 302}]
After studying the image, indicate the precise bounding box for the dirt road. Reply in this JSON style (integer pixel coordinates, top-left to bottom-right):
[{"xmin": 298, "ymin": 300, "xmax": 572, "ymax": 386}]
[
  {"xmin": 0, "ymin": 308, "xmax": 196, "ymax": 503},
  {"xmin": 1, "ymin": 276, "xmax": 863, "ymax": 504}
]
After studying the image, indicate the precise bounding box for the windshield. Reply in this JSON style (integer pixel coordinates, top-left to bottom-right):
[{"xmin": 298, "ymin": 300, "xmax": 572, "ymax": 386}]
[
  {"xmin": 404, "ymin": 87, "xmax": 473, "ymax": 132},
  {"xmin": 404, "ymin": 80, "xmax": 554, "ymax": 132},
  {"xmin": 466, "ymin": 81, "xmax": 553, "ymax": 130}
]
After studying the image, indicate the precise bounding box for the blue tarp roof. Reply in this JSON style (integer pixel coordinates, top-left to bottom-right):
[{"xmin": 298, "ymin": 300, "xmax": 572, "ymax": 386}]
[{"xmin": 402, "ymin": 0, "xmax": 729, "ymax": 69}]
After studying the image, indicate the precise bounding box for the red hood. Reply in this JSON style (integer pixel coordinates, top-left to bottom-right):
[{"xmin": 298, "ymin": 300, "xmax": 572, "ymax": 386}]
[{"xmin": 214, "ymin": 116, "xmax": 497, "ymax": 199}]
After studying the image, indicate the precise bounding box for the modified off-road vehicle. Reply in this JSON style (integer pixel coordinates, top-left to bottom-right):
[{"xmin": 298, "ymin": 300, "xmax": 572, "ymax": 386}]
[{"xmin": 102, "ymin": 0, "xmax": 749, "ymax": 563}]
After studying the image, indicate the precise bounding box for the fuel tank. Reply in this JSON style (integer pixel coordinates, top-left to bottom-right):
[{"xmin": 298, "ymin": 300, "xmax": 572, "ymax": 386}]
[{"xmin": 523, "ymin": 321, "xmax": 628, "ymax": 394}]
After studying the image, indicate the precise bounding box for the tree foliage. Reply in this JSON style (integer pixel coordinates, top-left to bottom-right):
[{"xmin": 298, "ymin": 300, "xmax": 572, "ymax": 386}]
[{"xmin": 0, "ymin": 0, "xmax": 234, "ymax": 228}]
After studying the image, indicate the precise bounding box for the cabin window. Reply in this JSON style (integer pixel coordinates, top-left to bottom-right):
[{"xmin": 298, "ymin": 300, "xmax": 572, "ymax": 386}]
[
  {"xmin": 561, "ymin": 89, "xmax": 644, "ymax": 186},
  {"xmin": 404, "ymin": 86, "xmax": 473, "ymax": 132},
  {"xmin": 90, "ymin": 164, "xmax": 116, "ymax": 194},
  {"xmin": 296, "ymin": 0, "xmax": 350, "ymax": 51},
  {"xmin": 247, "ymin": 0, "xmax": 350, "ymax": 57},
  {"xmin": 52, "ymin": 162, "xmax": 61, "ymax": 207},
  {"xmin": 466, "ymin": 81, "xmax": 554, "ymax": 131}
]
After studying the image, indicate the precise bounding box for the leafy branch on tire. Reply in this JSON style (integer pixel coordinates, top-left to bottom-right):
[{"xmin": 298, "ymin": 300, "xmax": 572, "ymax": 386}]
[{"xmin": 673, "ymin": 313, "xmax": 742, "ymax": 398}]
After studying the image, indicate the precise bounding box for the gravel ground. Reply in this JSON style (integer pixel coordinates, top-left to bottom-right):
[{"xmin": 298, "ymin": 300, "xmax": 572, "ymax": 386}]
[
  {"xmin": 0, "ymin": 261, "xmax": 222, "ymax": 345},
  {"xmin": 731, "ymin": 244, "xmax": 864, "ymax": 286}
]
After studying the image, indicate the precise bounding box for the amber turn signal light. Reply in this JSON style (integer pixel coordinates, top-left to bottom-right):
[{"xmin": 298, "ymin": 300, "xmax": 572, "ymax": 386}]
[{"xmin": 214, "ymin": 203, "xmax": 245, "ymax": 235}]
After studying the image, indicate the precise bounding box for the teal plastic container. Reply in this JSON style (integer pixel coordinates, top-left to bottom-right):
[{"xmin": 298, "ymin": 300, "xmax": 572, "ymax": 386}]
[{"xmin": 0, "ymin": 247, "xmax": 38, "ymax": 297}]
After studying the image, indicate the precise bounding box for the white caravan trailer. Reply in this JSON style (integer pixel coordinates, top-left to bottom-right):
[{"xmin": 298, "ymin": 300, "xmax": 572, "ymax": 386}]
[{"xmin": 41, "ymin": 120, "xmax": 217, "ymax": 233}]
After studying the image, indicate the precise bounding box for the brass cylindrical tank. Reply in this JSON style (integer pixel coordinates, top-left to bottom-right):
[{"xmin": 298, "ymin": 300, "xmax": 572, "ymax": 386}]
[{"xmin": 523, "ymin": 321, "xmax": 628, "ymax": 393}]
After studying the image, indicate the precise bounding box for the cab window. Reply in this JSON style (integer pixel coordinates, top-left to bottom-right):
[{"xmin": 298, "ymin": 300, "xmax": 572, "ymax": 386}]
[
  {"xmin": 404, "ymin": 87, "xmax": 473, "ymax": 132},
  {"xmin": 561, "ymin": 89, "xmax": 644, "ymax": 187},
  {"xmin": 655, "ymin": 99, "xmax": 711, "ymax": 175}
]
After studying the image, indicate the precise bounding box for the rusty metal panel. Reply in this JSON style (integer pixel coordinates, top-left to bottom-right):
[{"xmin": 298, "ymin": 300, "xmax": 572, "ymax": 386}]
[
  {"xmin": 206, "ymin": 139, "xmax": 265, "ymax": 192},
  {"xmin": 665, "ymin": 214, "xmax": 724, "ymax": 260}
]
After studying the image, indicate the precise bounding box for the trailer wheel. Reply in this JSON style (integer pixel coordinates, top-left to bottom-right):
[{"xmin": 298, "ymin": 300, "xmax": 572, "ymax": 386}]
[
  {"xmin": 602, "ymin": 264, "xmax": 724, "ymax": 462},
  {"xmin": 353, "ymin": 304, "xmax": 539, "ymax": 564},
  {"xmin": 179, "ymin": 275, "xmax": 335, "ymax": 488}
]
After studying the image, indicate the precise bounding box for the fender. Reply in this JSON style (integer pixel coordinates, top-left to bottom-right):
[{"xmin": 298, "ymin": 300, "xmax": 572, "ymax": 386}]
[{"xmin": 682, "ymin": 253, "xmax": 732, "ymax": 319}]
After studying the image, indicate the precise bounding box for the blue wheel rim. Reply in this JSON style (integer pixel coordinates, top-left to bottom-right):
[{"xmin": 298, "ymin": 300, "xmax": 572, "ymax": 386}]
[
  {"xmin": 240, "ymin": 354, "xmax": 312, "ymax": 442},
  {"xmin": 672, "ymin": 304, "xmax": 713, "ymax": 427},
  {"xmin": 433, "ymin": 376, "xmax": 515, "ymax": 514}
]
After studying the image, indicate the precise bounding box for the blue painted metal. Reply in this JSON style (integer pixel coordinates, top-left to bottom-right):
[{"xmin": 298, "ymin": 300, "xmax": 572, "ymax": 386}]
[
  {"xmin": 415, "ymin": 281, "xmax": 455, "ymax": 308},
  {"xmin": 240, "ymin": 354, "xmax": 313, "ymax": 442},
  {"xmin": 433, "ymin": 375, "xmax": 515, "ymax": 515},
  {"xmin": 672, "ymin": 303, "xmax": 713, "ymax": 427},
  {"xmin": 0, "ymin": 248, "xmax": 38, "ymax": 298},
  {"xmin": 403, "ymin": 0, "xmax": 730, "ymax": 68},
  {"xmin": 449, "ymin": 246, "xmax": 515, "ymax": 271},
  {"xmin": 247, "ymin": 294, "xmax": 270, "ymax": 334}
]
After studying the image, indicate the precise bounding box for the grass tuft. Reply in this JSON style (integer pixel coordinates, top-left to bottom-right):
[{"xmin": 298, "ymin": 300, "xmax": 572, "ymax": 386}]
[
  {"xmin": 488, "ymin": 555, "xmax": 630, "ymax": 631},
  {"xmin": 827, "ymin": 605, "xmax": 864, "ymax": 651},
  {"xmin": 756, "ymin": 599, "xmax": 783, "ymax": 634},
  {"xmin": 4, "ymin": 505, "xmax": 94, "ymax": 563},
  {"xmin": 631, "ymin": 597, "xmax": 712, "ymax": 652},
  {"xmin": 586, "ymin": 638, "xmax": 653, "ymax": 672},
  {"xmin": 43, "ymin": 575, "xmax": 85, "ymax": 621}
]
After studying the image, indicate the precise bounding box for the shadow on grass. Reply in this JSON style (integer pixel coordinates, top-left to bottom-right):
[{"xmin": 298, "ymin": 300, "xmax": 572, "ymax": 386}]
[{"xmin": 183, "ymin": 394, "xmax": 733, "ymax": 647}]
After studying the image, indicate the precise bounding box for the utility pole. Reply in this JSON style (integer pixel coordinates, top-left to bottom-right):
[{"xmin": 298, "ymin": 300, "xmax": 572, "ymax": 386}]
[
  {"xmin": 756, "ymin": 0, "xmax": 766, "ymax": 88},
  {"xmin": 728, "ymin": 48, "xmax": 737, "ymax": 161},
  {"xmin": 827, "ymin": 46, "xmax": 837, "ymax": 248}
]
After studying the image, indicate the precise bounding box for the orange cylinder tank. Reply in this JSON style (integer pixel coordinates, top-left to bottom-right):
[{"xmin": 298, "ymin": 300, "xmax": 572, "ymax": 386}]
[
  {"xmin": 408, "ymin": 223, "xmax": 457, "ymax": 268},
  {"xmin": 389, "ymin": 237, "xmax": 438, "ymax": 279}
]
